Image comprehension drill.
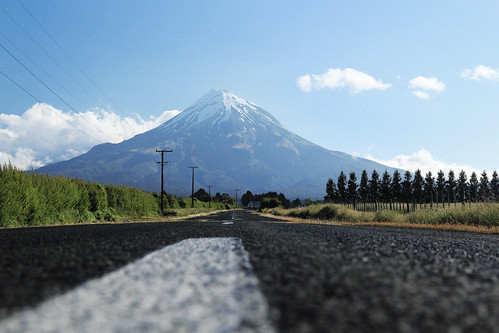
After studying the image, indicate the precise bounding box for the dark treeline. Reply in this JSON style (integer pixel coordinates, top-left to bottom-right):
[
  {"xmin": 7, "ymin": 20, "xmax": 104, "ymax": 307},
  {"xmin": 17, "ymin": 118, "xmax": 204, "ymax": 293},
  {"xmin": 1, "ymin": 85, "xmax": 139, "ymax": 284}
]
[
  {"xmin": 191, "ymin": 188, "xmax": 236, "ymax": 209},
  {"xmin": 241, "ymin": 190, "xmax": 295, "ymax": 209},
  {"xmin": 325, "ymin": 169, "xmax": 499, "ymax": 212}
]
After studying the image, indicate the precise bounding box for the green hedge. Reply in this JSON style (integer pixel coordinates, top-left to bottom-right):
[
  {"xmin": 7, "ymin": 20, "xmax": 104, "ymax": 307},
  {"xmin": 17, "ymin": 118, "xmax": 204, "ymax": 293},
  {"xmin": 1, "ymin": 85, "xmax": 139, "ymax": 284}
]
[{"xmin": 0, "ymin": 164, "xmax": 160, "ymax": 227}]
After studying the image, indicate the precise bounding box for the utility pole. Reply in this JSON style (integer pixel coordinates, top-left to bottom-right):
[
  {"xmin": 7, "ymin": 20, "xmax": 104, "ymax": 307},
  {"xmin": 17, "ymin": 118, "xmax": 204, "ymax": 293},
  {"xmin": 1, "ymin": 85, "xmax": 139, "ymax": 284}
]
[
  {"xmin": 232, "ymin": 189, "xmax": 240, "ymax": 220},
  {"xmin": 207, "ymin": 185, "xmax": 213, "ymax": 209},
  {"xmin": 188, "ymin": 166, "xmax": 198, "ymax": 208},
  {"xmin": 235, "ymin": 189, "xmax": 240, "ymax": 208},
  {"xmin": 156, "ymin": 149, "xmax": 172, "ymax": 214}
]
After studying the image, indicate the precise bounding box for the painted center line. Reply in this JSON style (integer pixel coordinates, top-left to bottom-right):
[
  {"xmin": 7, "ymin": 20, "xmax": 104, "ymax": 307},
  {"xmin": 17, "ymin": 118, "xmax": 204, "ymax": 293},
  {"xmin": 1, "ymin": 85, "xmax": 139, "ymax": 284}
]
[{"xmin": 0, "ymin": 238, "xmax": 275, "ymax": 333}]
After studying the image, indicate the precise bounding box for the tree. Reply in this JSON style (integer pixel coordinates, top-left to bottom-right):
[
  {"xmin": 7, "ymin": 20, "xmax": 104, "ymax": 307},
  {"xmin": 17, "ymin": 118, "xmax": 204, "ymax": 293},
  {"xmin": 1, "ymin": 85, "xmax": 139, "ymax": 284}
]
[
  {"xmin": 436, "ymin": 170, "xmax": 446, "ymax": 207},
  {"xmin": 402, "ymin": 170, "xmax": 412, "ymax": 212},
  {"xmin": 381, "ymin": 170, "xmax": 392, "ymax": 209},
  {"xmin": 260, "ymin": 197, "xmax": 280, "ymax": 209},
  {"xmin": 241, "ymin": 190, "xmax": 254, "ymax": 207},
  {"xmin": 446, "ymin": 170, "xmax": 457, "ymax": 206},
  {"xmin": 325, "ymin": 178, "xmax": 338, "ymax": 202},
  {"xmin": 291, "ymin": 198, "xmax": 302, "ymax": 208},
  {"xmin": 491, "ymin": 170, "xmax": 499, "ymax": 201},
  {"xmin": 278, "ymin": 193, "xmax": 291, "ymax": 208},
  {"xmin": 457, "ymin": 170, "xmax": 468, "ymax": 204},
  {"xmin": 220, "ymin": 193, "xmax": 235, "ymax": 205},
  {"xmin": 479, "ymin": 170, "xmax": 489, "ymax": 201},
  {"xmin": 193, "ymin": 188, "xmax": 211, "ymax": 202},
  {"xmin": 214, "ymin": 192, "xmax": 223, "ymax": 202},
  {"xmin": 424, "ymin": 171, "xmax": 434, "ymax": 207},
  {"xmin": 304, "ymin": 197, "xmax": 314, "ymax": 206},
  {"xmin": 347, "ymin": 172, "xmax": 358, "ymax": 209},
  {"xmin": 359, "ymin": 170, "xmax": 370, "ymax": 210},
  {"xmin": 412, "ymin": 169, "xmax": 424, "ymax": 207},
  {"xmin": 369, "ymin": 169, "xmax": 380, "ymax": 210},
  {"xmin": 391, "ymin": 170, "xmax": 402, "ymax": 209},
  {"xmin": 469, "ymin": 172, "xmax": 478, "ymax": 202},
  {"xmin": 337, "ymin": 171, "xmax": 347, "ymax": 203}
]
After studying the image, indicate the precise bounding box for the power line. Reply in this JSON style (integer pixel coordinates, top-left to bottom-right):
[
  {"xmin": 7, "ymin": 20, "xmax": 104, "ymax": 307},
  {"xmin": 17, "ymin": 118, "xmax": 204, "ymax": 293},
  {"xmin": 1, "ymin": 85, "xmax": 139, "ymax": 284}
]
[
  {"xmin": 0, "ymin": 40, "xmax": 121, "ymax": 144},
  {"xmin": 15, "ymin": 0, "xmax": 127, "ymax": 117},
  {"xmin": 2, "ymin": 65, "xmax": 144, "ymax": 159},
  {"xmin": 0, "ymin": 5, "xmax": 112, "ymax": 113},
  {"xmin": 0, "ymin": 31, "xmax": 92, "ymax": 111},
  {"xmin": 0, "ymin": 3, "xmax": 143, "ymax": 156},
  {"xmin": 0, "ymin": 69, "xmax": 101, "ymax": 143}
]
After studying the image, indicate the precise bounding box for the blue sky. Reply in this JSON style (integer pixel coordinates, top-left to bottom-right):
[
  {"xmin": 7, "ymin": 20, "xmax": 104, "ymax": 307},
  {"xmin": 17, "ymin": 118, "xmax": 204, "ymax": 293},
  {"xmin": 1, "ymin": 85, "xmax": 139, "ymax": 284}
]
[{"xmin": 1, "ymin": 1, "xmax": 499, "ymax": 174}]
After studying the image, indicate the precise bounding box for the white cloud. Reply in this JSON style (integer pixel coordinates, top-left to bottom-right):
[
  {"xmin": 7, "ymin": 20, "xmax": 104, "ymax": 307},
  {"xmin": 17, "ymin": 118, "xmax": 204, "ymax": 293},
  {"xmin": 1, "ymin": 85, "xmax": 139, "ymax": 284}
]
[
  {"xmin": 461, "ymin": 65, "xmax": 499, "ymax": 81},
  {"xmin": 409, "ymin": 76, "xmax": 445, "ymax": 92},
  {"xmin": 365, "ymin": 149, "xmax": 482, "ymax": 176},
  {"xmin": 297, "ymin": 67, "xmax": 392, "ymax": 93},
  {"xmin": 296, "ymin": 74, "xmax": 312, "ymax": 92},
  {"xmin": 408, "ymin": 76, "xmax": 445, "ymax": 99},
  {"xmin": 0, "ymin": 103, "xmax": 180, "ymax": 170},
  {"xmin": 412, "ymin": 90, "xmax": 430, "ymax": 99}
]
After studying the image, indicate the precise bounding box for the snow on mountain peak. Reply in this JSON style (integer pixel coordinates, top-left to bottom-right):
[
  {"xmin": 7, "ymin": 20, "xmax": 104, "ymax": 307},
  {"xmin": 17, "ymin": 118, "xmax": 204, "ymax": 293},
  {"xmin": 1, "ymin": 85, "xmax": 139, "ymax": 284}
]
[{"xmin": 159, "ymin": 89, "xmax": 282, "ymax": 132}]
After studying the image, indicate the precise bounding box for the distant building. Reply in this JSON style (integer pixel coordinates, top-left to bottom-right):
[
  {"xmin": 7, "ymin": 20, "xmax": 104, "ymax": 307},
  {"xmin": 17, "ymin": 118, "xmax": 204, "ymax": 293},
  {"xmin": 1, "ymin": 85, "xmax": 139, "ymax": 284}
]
[{"xmin": 247, "ymin": 201, "xmax": 261, "ymax": 209}]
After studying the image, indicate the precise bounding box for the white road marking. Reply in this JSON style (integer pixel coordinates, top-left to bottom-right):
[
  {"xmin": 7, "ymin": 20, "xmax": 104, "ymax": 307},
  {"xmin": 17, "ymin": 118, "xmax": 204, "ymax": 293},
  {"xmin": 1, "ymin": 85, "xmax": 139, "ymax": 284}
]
[{"xmin": 0, "ymin": 238, "xmax": 275, "ymax": 333}]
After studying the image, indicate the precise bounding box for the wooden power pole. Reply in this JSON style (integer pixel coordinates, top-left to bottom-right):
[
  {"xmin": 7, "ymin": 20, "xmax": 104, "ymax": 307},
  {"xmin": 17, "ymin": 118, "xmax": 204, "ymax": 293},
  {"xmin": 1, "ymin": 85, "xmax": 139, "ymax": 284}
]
[
  {"xmin": 188, "ymin": 166, "xmax": 198, "ymax": 208},
  {"xmin": 156, "ymin": 149, "xmax": 172, "ymax": 214},
  {"xmin": 207, "ymin": 185, "xmax": 213, "ymax": 209}
]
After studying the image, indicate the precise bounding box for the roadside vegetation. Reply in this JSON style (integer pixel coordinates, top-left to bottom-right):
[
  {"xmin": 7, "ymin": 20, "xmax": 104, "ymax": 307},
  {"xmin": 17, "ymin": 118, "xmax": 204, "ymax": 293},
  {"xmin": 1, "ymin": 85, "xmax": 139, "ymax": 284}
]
[
  {"xmin": 265, "ymin": 202, "xmax": 499, "ymax": 228},
  {"xmin": 258, "ymin": 167, "xmax": 499, "ymax": 232},
  {"xmin": 0, "ymin": 164, "xmax": 231, "ymax": 228}
]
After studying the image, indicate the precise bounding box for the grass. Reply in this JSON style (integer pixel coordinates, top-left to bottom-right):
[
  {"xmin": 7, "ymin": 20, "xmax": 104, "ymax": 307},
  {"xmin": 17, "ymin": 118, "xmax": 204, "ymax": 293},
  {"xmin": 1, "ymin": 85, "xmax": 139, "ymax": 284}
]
[
  {"xmin": 261, "ymin": 202, "xmax": 499, "ymax": 234},
  {"xmin": 0, "ymin": 163, "xmax": 233, "ymax": 228}
]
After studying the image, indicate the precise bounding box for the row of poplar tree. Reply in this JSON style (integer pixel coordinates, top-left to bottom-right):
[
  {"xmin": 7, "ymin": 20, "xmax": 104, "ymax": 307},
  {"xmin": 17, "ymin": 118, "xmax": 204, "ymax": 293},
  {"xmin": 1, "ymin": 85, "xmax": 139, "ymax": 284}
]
[{"xmin": 325, "ymin": 169, "xmax": 499, "ymax": 211}]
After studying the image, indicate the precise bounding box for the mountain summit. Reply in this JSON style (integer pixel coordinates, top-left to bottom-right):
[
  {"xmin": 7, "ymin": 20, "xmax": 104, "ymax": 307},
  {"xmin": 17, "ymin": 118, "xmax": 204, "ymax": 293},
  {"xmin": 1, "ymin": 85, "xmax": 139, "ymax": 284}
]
[
  {"xmin": 160, "ymin": 89, "xmax": 283, "ymax": 132},
  {"xmin": 38, "ymin": 89, "xmax": 394, "ymax": 198}
]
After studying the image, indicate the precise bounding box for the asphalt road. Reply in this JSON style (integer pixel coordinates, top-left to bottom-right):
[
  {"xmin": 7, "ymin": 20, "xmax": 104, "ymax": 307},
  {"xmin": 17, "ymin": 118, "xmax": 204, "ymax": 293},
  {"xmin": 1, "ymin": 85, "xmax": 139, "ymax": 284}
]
[{"xmin": 1, "ymin": 210, "xmax": 499, "ymax": 332}]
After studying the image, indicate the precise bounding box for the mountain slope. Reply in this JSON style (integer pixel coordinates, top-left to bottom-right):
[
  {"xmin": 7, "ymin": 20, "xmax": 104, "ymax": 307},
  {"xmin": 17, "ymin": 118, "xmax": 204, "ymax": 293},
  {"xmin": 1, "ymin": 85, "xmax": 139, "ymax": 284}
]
[{"xmin": 38, "ymin": 89, "xmax": 396, "ymax": 198}]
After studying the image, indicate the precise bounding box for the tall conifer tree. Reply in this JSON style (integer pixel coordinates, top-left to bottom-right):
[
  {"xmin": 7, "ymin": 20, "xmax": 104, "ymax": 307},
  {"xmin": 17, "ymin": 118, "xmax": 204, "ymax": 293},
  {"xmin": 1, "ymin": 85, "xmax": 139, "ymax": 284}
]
[
  {"xmin": 457, "ymin": 170, "xmax": 468, "ymax": 204},
  {"xmin": 337, "ymin": 171, "xmax": 347, "ymax": 203},
  {"xmin": 370, "ymin": 170, "xmax": 380, "ymax": 210},
  {"xmin": 391, "ymin": 170, "xmax": 402, "ymax": 209},
  {"xmin": 479, "ymin": 170, "xmax": 489, "ymax": 201}
]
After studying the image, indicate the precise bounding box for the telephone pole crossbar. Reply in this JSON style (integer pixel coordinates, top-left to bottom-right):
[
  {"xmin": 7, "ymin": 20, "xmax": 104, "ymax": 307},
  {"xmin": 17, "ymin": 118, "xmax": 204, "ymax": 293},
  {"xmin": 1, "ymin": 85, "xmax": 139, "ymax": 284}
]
[{"xmin": 156, "ymin": 149, "xmax": 172, "ymax": 213}]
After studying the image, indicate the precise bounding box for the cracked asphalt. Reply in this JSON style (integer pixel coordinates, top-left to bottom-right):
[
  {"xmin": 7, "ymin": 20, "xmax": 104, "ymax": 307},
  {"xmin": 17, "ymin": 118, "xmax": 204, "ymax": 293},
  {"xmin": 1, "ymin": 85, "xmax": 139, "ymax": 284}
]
[{"xmin": 1, "ymin": 210, "xmax": 499, "ymax": 332}]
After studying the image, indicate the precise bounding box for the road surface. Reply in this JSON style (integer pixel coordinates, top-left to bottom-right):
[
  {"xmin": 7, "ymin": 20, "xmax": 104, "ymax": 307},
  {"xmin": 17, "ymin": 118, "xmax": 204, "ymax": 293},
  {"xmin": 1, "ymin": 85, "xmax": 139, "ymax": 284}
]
[{"xmin": 1, "ymin": 210, "xmax": 499, "ymax": 332}]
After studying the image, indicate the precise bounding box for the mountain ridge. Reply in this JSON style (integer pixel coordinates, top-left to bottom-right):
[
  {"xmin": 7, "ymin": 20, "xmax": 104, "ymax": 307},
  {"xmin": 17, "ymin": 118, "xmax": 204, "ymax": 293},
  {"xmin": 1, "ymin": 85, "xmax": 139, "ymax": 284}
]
[{"xmin": 38, "ymin": 89, "xmax": 397, "ymax": 198}]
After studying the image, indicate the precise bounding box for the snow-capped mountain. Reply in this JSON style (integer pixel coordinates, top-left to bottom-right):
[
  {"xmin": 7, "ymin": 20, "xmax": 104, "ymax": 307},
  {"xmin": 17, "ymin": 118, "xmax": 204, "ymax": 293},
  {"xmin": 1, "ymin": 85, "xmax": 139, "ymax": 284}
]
[{"xmin": 38, "ymin": 89, "xmax": 395, "ymax": 198}]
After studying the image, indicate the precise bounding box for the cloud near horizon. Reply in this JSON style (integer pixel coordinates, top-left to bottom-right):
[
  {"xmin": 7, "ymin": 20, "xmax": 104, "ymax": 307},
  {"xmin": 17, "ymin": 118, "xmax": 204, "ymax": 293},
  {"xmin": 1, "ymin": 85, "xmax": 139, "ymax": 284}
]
[
  {"xmin": 0, "ymin": 103, "xmax": 180, "ymax": 170},
  {"xmin": 365, "ymin": 149, "xmax": 489, "ymax": 176},
  {"xmin": 297, "ymin": 67, "xmax": 392, "ymax": 93},
  {"xmin": 408, "ymin": 76, "xmax": 445, "ymax": 99},
  {"xmin": 461, "ymin": 65, "xmax": 499, "ymax": 81}
]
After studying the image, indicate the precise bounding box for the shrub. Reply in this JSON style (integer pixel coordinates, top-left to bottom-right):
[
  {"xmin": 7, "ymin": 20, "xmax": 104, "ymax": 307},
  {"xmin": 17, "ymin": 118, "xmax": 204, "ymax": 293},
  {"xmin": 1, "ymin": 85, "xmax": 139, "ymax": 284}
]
[{"xmin": 260, "ymin": 197, "xmax": 281, "ymax": 209}]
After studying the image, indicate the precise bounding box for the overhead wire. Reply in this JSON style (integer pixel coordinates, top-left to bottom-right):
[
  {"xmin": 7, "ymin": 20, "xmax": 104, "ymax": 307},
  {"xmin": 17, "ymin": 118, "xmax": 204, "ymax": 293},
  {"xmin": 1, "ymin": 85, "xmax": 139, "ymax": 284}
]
[
  {"xmin": 0, "ymin": 31, "xmax": 92, "ymax": 111},
  {"xmin": 0, "ymin": 69, "xmax": 102, "ymax": 144},
  {"xmin": 0, "ymin": 40, "xmax": 120, "ymax": 144},
  {"xmin": 0, "ymin": 5, "xmax": 113, "ymax": 113},
  {"xmin": 15, "ymin": 0, "xmax": 128, "ymax": 118},
  {"xmin": 0, "ymin": 2, "xmax": 142, "ymax": 155}
]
